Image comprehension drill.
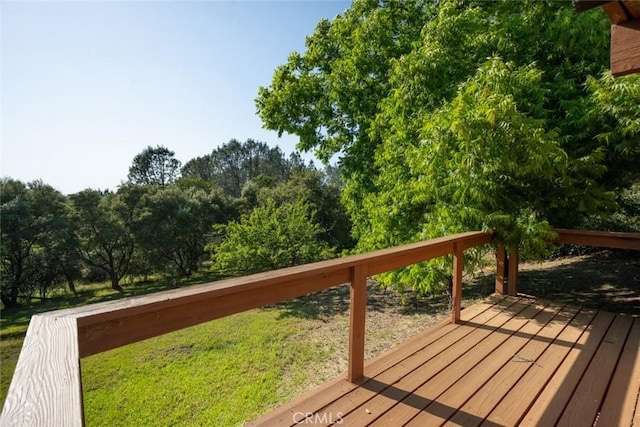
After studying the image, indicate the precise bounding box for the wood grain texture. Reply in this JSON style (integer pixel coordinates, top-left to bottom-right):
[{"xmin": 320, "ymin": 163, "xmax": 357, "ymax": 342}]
[
  {"xmin": 0, "ymin": 315, "xmax": 83, "ymax": 426},
  {"xmin": 494, "ymin": 245, "xmax": 506, "ymax": 295},
  {"xmin": 597, "ymin": 318, "xmax": 640, "ymax": 426},
  {"xmin": 553, "ymin": 228, "xmax": 640, "ymax": 250},
  {"xmin": 338, "ymin": 300, "xmax": 538, "ymax": 425},
  {"xmin": 483, "ymin": 308, "xmax": 597, "ymax": 426},
  {"xmin": 557, "ymin": 314, "xmax": 633, "ymax": 426},
  {"xmin": 604, "ymin": 1, "xmax": 629, "ymax": 24},
  {"xmin": 451, "ymin": 244, "xmax": 464, "ymax": 323},
  {"xmin": 390, "ymin": 302, "xmax": 558, "ymax": 427},
  {"xmin": 612, "ymin": 19, "xmax": 640, "ymax": 77},
  {"xmin": 520, "ymin": 310, "xmax": 616, "ymax": 426},
  {"xmin": 348, "ymin": 265, "xmax": 367, "ymax": 383}
]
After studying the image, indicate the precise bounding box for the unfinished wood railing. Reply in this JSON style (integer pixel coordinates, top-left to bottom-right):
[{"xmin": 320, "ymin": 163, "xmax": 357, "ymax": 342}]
[{"xmin": 0, "ymin": 231, "xmax": 492, "ymax": 426}]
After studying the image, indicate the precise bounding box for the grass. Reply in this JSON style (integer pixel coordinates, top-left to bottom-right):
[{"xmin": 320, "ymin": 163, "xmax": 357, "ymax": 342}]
[{"xmin": 81, "ymin": 308, "xmax": 326, "ymax": 426}]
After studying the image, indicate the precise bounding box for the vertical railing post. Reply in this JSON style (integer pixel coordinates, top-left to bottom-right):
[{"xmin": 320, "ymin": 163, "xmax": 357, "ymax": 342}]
[
  {"xmin": 508, "ymin": 248, "xmax": 519, "ymax": 296},
  {"xmin": 348, "ymin": 264, "xmax": 367, "ymax": 383},
  {"xmin": 495, "ymin": 244, "xmax": 506, "ymax": 295},
  {"xmin": 451, "ymin": 244, "xmax": 464, "ymax": 324}
]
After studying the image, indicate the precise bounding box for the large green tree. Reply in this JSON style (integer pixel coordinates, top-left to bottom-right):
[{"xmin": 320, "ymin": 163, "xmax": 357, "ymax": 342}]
[
  {"xmin": 68, "ymin": 189, "xmax": 139, "ymax": 291},
  {"xmin": 128, "ymin": 145, "xmax": 182, "ymax": 186},
  {"xmin": 132, "ymin": 183, "xmax": 234, "ymax": 277},
  {"xmin": 181, "ymin": 139, "xmax": 303, "ymax": 198},
  {"xmin": 257, "ymin": 0, "xmax": 639, "ymax": 293},
  {"xmin": 210, "ymin": 200, "xmax": 333, "ymax": 275},
  {"xmin": 0, "ymin": 179, "xmax": 71, "ymax": 306}
]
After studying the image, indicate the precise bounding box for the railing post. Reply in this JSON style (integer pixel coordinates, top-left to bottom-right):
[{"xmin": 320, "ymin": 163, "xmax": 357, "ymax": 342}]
[
  {"xmin": 495, "ymin": 244, "xmax": 506, "ymax": 295},
  {"xmin": 451, "ymin": 244, "xmax": 464, "ymax": 324},
  {"xmin": 508, "ymin": 248, "xmax": 519, "ymax": 296},
  {"xmin": 348, "ymin": 264, "xmax": 367, "ymax": 383}
]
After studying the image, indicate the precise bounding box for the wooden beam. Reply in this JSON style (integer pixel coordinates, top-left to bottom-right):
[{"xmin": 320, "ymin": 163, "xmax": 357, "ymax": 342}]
[
  {"xmin": 552, "ymin": 228, "xmax": 640, "ymax": 250},
  {"xmin": 348, "ymin": 265, "xmax": 367, "ymax": 383},
  {"xmin": 573, "ymin": 0, "xmax": 610, "ymax": 14},
  {"xmin": 624, "ymin": 0, "xmax": 640, "ymax": 18},
  {"xmin": 611, "ymin": 19, "xmax": 640, "ymax": 76},
  {"xmin": 495, "ymin": 245, "xmax": 506, "ymax": 296},
  {"xmin": 508, "ymin": 249, "xmax": 519, "ymax": 297},
  {"xmin": 604, "ymin": 1, "xmax": 630, "ymax": 24},
  {"xmin": 0, "ymin": 316, "xmax": 83, "ymax": 426},
  {"xmin": 451, "ymin": 244, "xmax": 464, "ymax": 324}
]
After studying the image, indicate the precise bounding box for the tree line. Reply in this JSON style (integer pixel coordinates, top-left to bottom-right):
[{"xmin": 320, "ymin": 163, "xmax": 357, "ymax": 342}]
[{"xmin": 1, "ymin": 139, "xmax": 353, "ymax": 307}]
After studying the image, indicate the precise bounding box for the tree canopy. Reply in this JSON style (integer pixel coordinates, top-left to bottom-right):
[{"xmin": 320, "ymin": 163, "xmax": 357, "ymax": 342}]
[
  {"xmin": 128, "ymin": 145, "xmax": 182, "ymax": 186},
  {"xmin": 257, "ymin": 0, "xmax": 640, "ymax": 293},
  {"xmin": 210, "ymin": 200, "xmax": 334, "ymax": 275},
  {"xmin": 132, "ymin": 184, "xmax": 234, "ymax": 277},
  {"xmin": 0, "ymin": 179, "xmax": 71, "ymax": 306},
  {"xmin": 181, "ymin": 139, "xmax": 308, "ymax": 198}
]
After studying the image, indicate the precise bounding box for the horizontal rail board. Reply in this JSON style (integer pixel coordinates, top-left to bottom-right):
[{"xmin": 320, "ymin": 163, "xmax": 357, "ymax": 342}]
[
  {"xmin": 552, "ymin": 228, "xmax": 640, "ymax": 250},
  {"xmin": 71, "ymin": 231, "xmax": 491, "ymax": 356},
  {"xmin": 1, "ymin": 316, "xmax": 83, "ymax": 426},
  {"xmin": 77, "ymin": 268, "xmax": 352, "ymax": 357}
]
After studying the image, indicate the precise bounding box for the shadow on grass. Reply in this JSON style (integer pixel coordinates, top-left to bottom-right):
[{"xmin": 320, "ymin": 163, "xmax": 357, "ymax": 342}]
[{"xmin": 270, "ymin": 274, "xmax": 496, "ymax": 321}]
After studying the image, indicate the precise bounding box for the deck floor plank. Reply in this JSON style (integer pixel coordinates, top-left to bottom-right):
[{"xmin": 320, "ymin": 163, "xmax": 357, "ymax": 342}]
[
  {"xmin": 381, "ymin": 301, "xmax": 561, "ymax": 427},
  {"xmin": 414, "ymin": 303, "xmax": 577, "ymax": 427},
  {"xmin": 250, "ymin": 296, "xmax": 640, "ymax": 427},
  {"xmin": 557, "ymin": 314, "xmax": 634, "ymax": 426},
  {"xmin": 348, "ymin": 301, "xmax": 551, "ymax": 426},
  {"xmin": 480, "ymin": 307, "xmax": 598, "ymax": 426},
  {"xmin": 443, "ymin": 304, "xmax": 579, "ymax": 427},
  {"xmin": 597, "ymin": 318, "xmax": 640, "ymax": 426},
  {"xmin": 309, "ymin": 298, "xmax": 525, "ymax": 425},
  {"xmin": 519, "ymin": 309, "xmax": 616, "ymax": 426}
]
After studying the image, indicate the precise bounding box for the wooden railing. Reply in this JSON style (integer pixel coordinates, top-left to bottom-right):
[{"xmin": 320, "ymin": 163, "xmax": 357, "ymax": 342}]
[
  {"xmin": 0, "ymin": 231, "xmax": 492, "ymax": 426},
  {"xmin": 495, "ymin": 228, "xmax": 640, "ymax": 297}
]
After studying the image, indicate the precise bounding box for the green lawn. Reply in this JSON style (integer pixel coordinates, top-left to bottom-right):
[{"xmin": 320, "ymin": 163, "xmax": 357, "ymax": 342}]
[
  {"xmin": 0, "ymin": 276, "xmax": 339, "ymax": 426},
  {"xmin": 81, "ymin": 308, "xmax": 326, "ymax": 426}
]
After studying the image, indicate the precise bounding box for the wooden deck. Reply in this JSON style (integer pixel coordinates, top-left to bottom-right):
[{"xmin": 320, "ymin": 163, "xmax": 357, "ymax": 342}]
[{"xmin": 251, "ymin": 295, "xmax": 640, "ymax": 426}]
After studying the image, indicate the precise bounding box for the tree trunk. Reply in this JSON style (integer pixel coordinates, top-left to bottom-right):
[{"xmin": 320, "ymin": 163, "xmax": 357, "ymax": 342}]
[
  {"xmin": 10, "ymin": 282, "xmax": 19, "ymax": 306},
  {"xmin": 1, "ymin": 293, "xmax": 14, "ymax": 308},
  {"xmin": 110, "ymin": 275, "xmax": 123, "ymax": 292},
  {"xmin": 67, "ymin": 279, "xmax": 77, "ymax": 296}
]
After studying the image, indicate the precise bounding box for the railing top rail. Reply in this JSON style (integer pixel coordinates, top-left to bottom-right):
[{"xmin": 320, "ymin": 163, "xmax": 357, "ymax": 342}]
[
  {"xmin": 552, "ymin": 228, "xmax": 640, "ymax": 250},
  {"xmin": 49, "ymin": 231, "xmax": 492, "ymax": 326}
]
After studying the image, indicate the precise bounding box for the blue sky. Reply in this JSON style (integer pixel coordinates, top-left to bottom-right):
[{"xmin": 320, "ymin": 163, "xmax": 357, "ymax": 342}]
[{"xmin": 1, "ymin": 1, "xmax": 351, "ymax": 194}]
